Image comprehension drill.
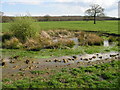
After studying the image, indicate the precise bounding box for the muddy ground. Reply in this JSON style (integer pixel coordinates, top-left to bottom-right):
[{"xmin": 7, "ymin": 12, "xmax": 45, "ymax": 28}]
[{"xmin": 1, "ymin": 51, "xmax": 119, "ymax": 80}]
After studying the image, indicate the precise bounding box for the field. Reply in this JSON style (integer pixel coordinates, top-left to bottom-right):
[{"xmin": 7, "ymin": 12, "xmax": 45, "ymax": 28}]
[
  {"xmin": 1, "ymin": 20, "xmax": 120, "ymax": 89},
  {"xmin": 1, "ymin": 20, "xmax": 119, "ymax": 34},
  {"xmin": 2, "ymin": 60, "xmax": 120, "ymax": 88}
]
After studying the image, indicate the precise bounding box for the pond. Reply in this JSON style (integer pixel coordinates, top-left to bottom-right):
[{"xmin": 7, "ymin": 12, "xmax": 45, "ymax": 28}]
[
  {"xmin": 104, "ymin": 40, "xmax": 109, "ymax": 47},
  {"xmin": 53, "ymin": 38, "xmax": 116, "ymax": 48}
]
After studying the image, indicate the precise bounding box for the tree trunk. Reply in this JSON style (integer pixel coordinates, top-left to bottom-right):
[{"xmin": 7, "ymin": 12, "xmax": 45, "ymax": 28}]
[{"xmin": 94, "ymin": 15, "xmax": 96, "ymax": 24}]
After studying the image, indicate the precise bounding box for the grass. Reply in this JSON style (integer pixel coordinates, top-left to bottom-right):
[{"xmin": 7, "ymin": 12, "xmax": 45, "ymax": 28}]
[
  {"xmin": 1, "ymin": 46, "xmax": 118, "ymax": 59},
  {"xmin": 30, "ymin": 70, "xmax": 47, "ymax": 75},
  {"xmin": 2, "ymin": 60, "xmax": 120, "ymax": 88},
  {"xmin": 1, "ymin": 20, "xmax": 119, "ymax": 34}
]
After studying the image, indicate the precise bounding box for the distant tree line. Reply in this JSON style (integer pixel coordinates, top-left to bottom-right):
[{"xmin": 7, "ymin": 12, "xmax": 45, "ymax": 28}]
[{"xmin": 1, "ymin": 15, "xmax": 119, "ymax": 23}]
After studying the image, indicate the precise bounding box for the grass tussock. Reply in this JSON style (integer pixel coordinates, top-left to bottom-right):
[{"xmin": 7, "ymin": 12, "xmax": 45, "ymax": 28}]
[
  {"xmin": 87, "ymin": 33, "xmax": 103, "ymax": 45},
  {"xmin": 3, "ymin": 37, "xmax": 22, "ymax": 49},
  {"xmin": 47, "ymin": 30, "xmax": 74, "ymax": 38},
  {"xmin": 52, "ymin": 38, "xmax": 75, "ymax": 49},
  {"xmin": 78, "ymin": 33, "xmax": 103, "ymax": 46}
]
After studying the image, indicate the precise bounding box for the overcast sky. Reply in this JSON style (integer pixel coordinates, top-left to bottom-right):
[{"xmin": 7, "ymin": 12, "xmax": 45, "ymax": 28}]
[{"xmin": 1, "ymin": 0, "xmax": 119, "ymax": 17}]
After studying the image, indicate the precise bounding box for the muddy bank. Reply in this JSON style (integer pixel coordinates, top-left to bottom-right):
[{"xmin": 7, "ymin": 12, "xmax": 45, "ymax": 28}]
[{"xmin": 1, "ymin": 51, "xmax": 119, "ymax": 80}]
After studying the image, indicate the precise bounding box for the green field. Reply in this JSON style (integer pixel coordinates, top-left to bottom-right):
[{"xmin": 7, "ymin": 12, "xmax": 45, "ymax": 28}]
[
  {"xmin": 3, "ymin": 60, "xmax": 120, "ymax": 88},
  {"xmin": 1, "ymin": 20, "xmax": 119, "ymax": 34}
]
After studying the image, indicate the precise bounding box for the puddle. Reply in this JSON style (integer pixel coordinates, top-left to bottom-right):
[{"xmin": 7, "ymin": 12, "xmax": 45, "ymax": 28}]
[
  {"xmin": 104, "ymin": 40, "xmax": 109, "ymax": 47},
  {"xmin": 103, "ymin": 40, "xmax": 116, "ymax": 47},
  {"xmin": 70, "ymin": 37, "xmax": 79, "ymax": 48}
]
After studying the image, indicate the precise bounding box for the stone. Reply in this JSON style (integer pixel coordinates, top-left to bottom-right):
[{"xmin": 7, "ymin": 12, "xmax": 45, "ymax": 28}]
[
  {"xmin": 63, "ymin": 59, "xmax": 68, "ymax": 63},
  {"xmin": 72, "ymin": 58, "xmax": 75, "ymax": 61},
  {"xmin": 2, "ymin": 62, "xmax": 6, "ymax": 66},
  {"xmin": 72, "ymin": 56, "xmax": 77, "ymax": 59},
  {"xmin": 98, "ymin": 56, "xmax": 102, "ymax": 59},
  {"xmin": 96, "ymin": 54, "xmax": 99, "ymax": 56},
  {"xmin": 54, "ymin": 59, "xmax": 59, "ymax": 62},
  {"xmin": 29, "ymin": 66, "xmax": 33, "ymax": 70},
  {"xmin": 89, "ymin": 58, "xmax": 92, "ymax": 60},
  {"xmin": 68, "ymin": 58, "xmax": 72, "ymax": 60},
  {"xmin": 92, "ymin": 56, "xmax": 96, "ymax": 59},
  {"xmin": 25, "ymin": 60, "xmax": 30, "ymax": 64},
  {"xmin": 32, "ymin": 61, "xmax": 35, "ymax": 63},
  {"xmin": 80, "ymin": 58, "xmax": 82, "ymax": 60},
  {"xmin": 37, "ymin": 62, "xmax": 40, "ymax": 64},
  {"xmin": 19, "ymin": 68, "xmax": 25, "ymax": 71},
  {"xmin": 83, "ymin": 58, "xmax": 89, "ymax": 61},
  {"xmin": 110, "ymin": 55, "xmax": 116, "ymax": 57},
  {"xmin": 12, "ymin": 66, "xmax": 18, "ymax": 69},
  {"xmin": 13, "ymin": 56, "xmax": 19, "ymax": 59},
  {"xmin": 10, "ymin": 60, "xmax": 15, "ymax": 63}
]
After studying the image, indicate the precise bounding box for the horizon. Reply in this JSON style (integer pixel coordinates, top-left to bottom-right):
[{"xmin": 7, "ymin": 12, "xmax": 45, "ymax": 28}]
[{"xmin": 1, "ymin": 0, "xmax": 119, "ymax": 18}]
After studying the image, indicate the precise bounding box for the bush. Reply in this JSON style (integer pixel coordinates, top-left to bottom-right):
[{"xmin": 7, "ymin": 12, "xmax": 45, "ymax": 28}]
[
  {"xmin": 3, "ymin": 37, "xmax": 22, "ymax": 49},
  {"xmin": 9, "ymin": 16, "xmax": 39, "ymax": 42}
]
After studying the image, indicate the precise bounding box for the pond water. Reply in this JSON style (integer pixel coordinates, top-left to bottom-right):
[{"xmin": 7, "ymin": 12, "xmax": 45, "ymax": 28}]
[
  {"xmin": 70, "ymin": 38, "xmax": 79, "ymax": 48},
  {"xmin": 104, "ymin": 40, "xmax": 109, "ymax": 47}
]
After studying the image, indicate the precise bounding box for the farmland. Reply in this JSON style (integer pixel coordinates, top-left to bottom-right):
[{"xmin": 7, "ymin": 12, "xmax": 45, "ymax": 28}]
[{"xmin": 1, "ymin": 20, "xmax": 119, "ymax": 34}]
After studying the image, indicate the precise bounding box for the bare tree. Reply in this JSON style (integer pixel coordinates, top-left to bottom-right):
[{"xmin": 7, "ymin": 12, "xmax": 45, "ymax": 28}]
[{"xmin": 85, "ymin": 4, "xmax": 105, "ymax": 24}]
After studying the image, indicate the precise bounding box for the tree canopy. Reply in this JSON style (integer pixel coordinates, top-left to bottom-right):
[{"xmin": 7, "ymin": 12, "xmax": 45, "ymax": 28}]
[{"xmin": 85, "ymin": 4, "xmax": 105, "ymax": 24}]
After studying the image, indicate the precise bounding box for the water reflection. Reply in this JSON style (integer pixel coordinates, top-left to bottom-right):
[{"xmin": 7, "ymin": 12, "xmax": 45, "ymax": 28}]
[
  {"xmin": 70, "ymin": 38, "xmax": 79, "ymax": 48},
  {"xmin": 104, "ymin": 40, "xmax": 109, "ymax": 47}
]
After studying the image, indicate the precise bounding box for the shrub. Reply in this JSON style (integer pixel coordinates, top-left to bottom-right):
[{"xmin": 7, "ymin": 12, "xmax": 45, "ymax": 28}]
[
  {"xmin": 9, "ymin": 16, "xmax": 39, "ymax": 42},
  {"xmin": 3, "ymin": 37, "xmax": 22, "ymax": 49}
]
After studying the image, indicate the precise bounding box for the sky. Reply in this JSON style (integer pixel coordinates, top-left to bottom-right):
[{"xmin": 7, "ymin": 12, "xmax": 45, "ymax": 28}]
[{"xmin": 1, "ymin": 0, "xmax": 119, "ymax": 17}]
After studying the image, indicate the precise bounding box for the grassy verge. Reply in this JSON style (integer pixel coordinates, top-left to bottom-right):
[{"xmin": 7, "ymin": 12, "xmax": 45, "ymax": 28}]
[
  {"xmin": 2, "ymin": 20, "xmax": 119, "ymax": 34},
  {"xmin": 1, "ymin": 46, "xmax": 118, "ymax": 59},
  {"xmin": 2, "ymin": 60, "xmax": 120, "ymax": 88}
]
